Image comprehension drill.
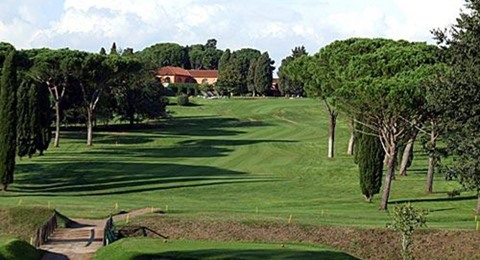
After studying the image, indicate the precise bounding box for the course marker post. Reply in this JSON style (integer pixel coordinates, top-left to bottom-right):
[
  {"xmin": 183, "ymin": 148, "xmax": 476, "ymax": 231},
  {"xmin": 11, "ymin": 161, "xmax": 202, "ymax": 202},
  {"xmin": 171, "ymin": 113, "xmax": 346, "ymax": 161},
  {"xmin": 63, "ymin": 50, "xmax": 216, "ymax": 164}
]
[{"xmin": 288, "ymin": 214, "xmax": 292, "ymax": 224}]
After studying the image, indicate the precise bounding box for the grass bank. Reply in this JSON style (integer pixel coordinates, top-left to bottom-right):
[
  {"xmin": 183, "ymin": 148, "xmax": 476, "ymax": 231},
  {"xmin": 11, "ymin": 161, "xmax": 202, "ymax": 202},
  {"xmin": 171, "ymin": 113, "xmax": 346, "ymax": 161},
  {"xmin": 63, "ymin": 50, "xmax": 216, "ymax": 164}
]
[{"xmin": 94, "ymin": 238, "xmax": 356, "ymax": 260}]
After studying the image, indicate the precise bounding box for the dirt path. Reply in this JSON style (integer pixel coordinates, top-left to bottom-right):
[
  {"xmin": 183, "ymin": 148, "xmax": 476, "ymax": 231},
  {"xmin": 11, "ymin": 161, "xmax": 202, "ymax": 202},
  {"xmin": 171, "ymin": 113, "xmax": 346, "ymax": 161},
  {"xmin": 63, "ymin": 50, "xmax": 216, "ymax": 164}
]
[{"xmin": 39, "ymin": 208, "xmax": 156, "ymax": 260}]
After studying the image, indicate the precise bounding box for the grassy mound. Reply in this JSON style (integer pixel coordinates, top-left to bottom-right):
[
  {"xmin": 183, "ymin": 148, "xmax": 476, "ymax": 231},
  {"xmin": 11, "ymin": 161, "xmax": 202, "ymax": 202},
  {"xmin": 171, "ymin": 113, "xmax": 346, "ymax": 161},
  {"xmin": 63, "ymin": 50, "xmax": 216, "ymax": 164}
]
[
  {"xmin": 0, "ymin": 207, "xmax": 54, "ymax": 241},
  {"xmin": 94, "ymin": 238, "xmax": 357, "ymax": 260},
  {"xmin": 0, "ymin": 237, "xmax": 41, "ymax": 260}
]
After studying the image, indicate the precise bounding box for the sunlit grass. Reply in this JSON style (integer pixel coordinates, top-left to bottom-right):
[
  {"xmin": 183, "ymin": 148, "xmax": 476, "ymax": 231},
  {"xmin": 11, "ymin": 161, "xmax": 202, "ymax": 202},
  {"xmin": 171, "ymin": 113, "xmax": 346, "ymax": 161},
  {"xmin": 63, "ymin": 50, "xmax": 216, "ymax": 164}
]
[{"xmin": 0, "ymin": 98, "xmax": 476, "ymax": 229}]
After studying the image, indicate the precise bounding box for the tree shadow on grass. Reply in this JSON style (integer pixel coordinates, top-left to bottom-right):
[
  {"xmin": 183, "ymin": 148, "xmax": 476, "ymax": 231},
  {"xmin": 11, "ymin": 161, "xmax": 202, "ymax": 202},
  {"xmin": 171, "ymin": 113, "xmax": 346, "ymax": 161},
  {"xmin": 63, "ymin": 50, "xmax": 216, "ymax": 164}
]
[
  {"xmin": 137, "ymin": 249, "xmax": 358, "ymax": 260},
  {"xmin": 389, "ymin": 195, "xmax": 477, "ymax": 204},
  {"xmin": 9, "ymin": 162, "xmax": 277, "ymax": 197},
  {"xmin": 74, "ymin": 139, "xmax": 296, "ymax": 159},
  {"xmin": 59, "ymin": 116, "xmax": 272, "ymax": 145}
]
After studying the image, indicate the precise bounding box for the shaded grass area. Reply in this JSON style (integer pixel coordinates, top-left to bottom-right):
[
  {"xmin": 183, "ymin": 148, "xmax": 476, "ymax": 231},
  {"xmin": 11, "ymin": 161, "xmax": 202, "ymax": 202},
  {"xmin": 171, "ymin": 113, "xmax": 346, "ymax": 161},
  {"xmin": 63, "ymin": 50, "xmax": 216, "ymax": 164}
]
[
  {"xmin": 0, "ymin": 98, "xmax": 476, "ymax": 229},
  {"xmin": 0, "ymin": 238, "xmax": 42, "ymax": 260},
  {"xmin": 94, "ymin": 238, "xmax": 357, "ymax": 260}
]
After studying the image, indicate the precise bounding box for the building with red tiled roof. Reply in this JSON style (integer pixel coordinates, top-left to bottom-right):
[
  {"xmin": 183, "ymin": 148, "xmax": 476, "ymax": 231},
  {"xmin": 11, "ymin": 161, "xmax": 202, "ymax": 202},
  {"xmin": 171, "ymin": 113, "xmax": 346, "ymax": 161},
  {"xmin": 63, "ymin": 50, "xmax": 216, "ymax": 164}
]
[
  {"xmin": 156, "ymin": 66, "xmax": 218, "ymax": 86},
  {"xmin": 156, "ymin": 66, "xmax": 195, "ymax": 85},
  {"xmin": 188, "ymin": 70, "xmax": 218, "ymax": 85}
]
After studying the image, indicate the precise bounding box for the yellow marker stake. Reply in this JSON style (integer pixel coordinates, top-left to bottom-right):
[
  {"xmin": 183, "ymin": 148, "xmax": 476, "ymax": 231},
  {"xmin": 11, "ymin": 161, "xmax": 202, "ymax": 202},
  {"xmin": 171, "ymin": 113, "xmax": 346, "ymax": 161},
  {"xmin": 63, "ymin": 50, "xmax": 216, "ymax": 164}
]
[
  {"xmin": 30, "ymin": 237, "xmax": 33, "ymax": 245},
  {"xmin": 475, "ymin": 215, "xmax": 478, "ymax": 222},
  {"xmin": 165, "ymin": 205, "xmax": 168, "ymax": 212},
  {"xmin": 476, "ymin": 221, "xmax": 479, "ymax": 231},
  {"xmin": 288, "ymin": 214, "xmax": 292, "ymax": 224},
  {"xmin": 151, "ymin": 206, "xmax": 154, "ymax": 213},
  {"xmin": 126, "ymin": 214, "xmax": 130, "ymax": 224},
  {"xmin": 321, "ymin": 210, "xmax": 324, "ymax": 216},
  {"xmin": 18, "ymin": 199, "xmax": 22, "ymax": 206},
  {"xmin": 115, "ymin": 202, "xmax": 118, "ymax": 210}
]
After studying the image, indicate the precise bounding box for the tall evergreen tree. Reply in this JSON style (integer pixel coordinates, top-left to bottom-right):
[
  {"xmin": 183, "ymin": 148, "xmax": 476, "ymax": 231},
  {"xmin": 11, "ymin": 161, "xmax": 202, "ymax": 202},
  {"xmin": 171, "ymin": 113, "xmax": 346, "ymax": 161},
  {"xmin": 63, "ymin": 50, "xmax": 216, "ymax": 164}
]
[
  {"xmin": 278, "ymin": 46, "xmax": 308, "ymax": 97},
  {"xmin": 254, "ymin": 52, "xmax": 274, "ymax": 95},
  {"xmin": 0, "ymin": 49, "xmax": 18, "ymax": 191},
  {"xmin": 432, "ymin": 0, "xmax": 480, "ymax": 213},
  {"xmin": 99, "ymin": 47, "xmax": 107, "ymax": 55},
  {"xmin": 110, "ymin": 42, "xmax": 118, "ymax": 55},
  {"xmin": 30, "ymin": 82, "xmax": 51, "ymax": 156},
  {"xmin": 218, "ymin": 49, "xmax": 231, "ymax": 73},
  {"xmin": 16, "ymin": 79, "xmax": 32, "ymax": 158},
  {"xmin": 355, "ymin": 124, "xmax": 385, "ymax": 202},
  {"xmin": 247, "ymin": 59, "xmax": 257, "ymax": 96}
]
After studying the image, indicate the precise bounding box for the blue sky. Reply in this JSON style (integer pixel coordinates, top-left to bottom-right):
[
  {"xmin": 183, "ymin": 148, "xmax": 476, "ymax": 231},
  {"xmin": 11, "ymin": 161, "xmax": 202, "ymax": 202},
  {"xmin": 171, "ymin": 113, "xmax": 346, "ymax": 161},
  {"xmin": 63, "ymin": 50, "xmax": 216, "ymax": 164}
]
[{"xmin": 0, "ymin": 0, "xmax": 465, "ymax": 66}]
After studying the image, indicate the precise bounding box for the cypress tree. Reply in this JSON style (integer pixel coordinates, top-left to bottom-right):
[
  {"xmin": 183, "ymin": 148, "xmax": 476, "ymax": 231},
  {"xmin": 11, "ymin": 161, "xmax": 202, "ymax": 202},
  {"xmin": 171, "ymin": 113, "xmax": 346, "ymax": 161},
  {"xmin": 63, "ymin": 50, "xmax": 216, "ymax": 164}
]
[
  {"xmin": 355, "ymin": 125, "xmax": 385, "ymax": 202},
  {"xmin": 16, "ymin": 79, "xmax": 32, "ymax": 158},
  {"xmin": 218, "ymin": 49, "xmax": 231, "ymax": 73},
  {"xmin": 30, "ymin": 82, "xmax": 51, "ymax": 156},
  {"xmin": 254, "ymin": 52, "xmax": 273, "ymax": 95},
  {"xmin": 110, "ymin": 42, "xmax": 118, "ymax": 55},
  {"xmin": 0, "ymin": 49, "xmax": 18, "ymax": 191},
  {"xmin": 99, "ymin": 47, "xmax": 107, "ymax": 55},
  {"xmin": 247, "ymin": 58, "xmax": 257, "ymax": 96}
]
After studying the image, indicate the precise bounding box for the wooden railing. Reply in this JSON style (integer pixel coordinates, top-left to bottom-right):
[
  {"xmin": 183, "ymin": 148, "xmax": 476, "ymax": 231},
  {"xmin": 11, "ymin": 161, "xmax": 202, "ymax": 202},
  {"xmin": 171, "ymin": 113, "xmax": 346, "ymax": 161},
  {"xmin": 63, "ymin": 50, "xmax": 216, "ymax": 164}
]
[
  {"xmin": 103, "ymin": 215, "xmax": 115, "ymax": 246},
  {"xmin": 34, "ymin": 211, "xmax": 58, "ymax": 248}
]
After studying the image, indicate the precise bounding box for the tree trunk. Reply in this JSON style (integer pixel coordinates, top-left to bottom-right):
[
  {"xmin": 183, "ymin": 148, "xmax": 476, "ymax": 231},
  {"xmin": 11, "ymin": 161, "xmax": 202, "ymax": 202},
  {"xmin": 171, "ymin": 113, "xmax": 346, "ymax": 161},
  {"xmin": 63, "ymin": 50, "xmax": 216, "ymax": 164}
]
[
  {"xmin": 426, "ymin": 129, "xmax": 437, "ymax": 194},
  {"xmin": 87, "ymin": 108, "xmax": 93, "ymax": 146},
  {"xmin": 380, "ymin": 145, "xmax": 397, "ymax": 210},
  {"xmin": 347, "ymin": 130, "xmax": 355, "ymax": 156},
  {"xmin": 476, "ymin": 192, "xmax": 480, "ymax": 215},
  {"xmin": 54, "ymin": 101, "xmax": 60, "ymax": 147},
  {"xmin": 328, "ymin": 113, "xmax": 337, "ymax": 158},
  {"xmin": 1, "ymin": 184, "xmax": 8, "ymax": 191},
  {"xmin": 399, "ymin": 134, "xmax": 416, "ymax": 176}
]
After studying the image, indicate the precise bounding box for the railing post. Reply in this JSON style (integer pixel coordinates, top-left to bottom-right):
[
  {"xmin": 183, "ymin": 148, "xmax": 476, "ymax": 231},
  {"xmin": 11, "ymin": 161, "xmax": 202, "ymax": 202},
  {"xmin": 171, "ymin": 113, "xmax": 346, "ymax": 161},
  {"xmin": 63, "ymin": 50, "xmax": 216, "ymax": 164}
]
[{"xmin": 34, "ymin": 210, "xmax": 58, "ymax": 248}]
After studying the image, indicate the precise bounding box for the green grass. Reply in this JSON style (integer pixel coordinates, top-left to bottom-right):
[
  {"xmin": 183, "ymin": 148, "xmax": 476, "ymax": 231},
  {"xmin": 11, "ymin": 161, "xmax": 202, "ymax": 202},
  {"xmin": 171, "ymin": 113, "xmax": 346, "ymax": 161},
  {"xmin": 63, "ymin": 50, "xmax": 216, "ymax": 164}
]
[
  {"xmin": 0, "ymin": 237, "xmax": 41, "ymax": 260},
  {"xmin": 94, "ymin": 238, "xmax": 357, "ymax": 260},
  {"xmin": 0, "ymin": 207, "xmax": 54, "ymax": 241},
  {"xmin": 0, "ymin": 98, "xmax": 477, "ymax": 229}
]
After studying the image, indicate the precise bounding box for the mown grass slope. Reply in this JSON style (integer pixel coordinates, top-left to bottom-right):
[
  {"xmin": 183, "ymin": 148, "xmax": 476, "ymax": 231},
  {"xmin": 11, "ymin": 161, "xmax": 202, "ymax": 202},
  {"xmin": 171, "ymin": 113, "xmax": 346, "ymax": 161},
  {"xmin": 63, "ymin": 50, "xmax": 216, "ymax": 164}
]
[
  {"xmin": 0, "ymin": 236, "xmax": 41, "ymax": 260},
  {"xmin": 0, "ymin": 98, "xmax": 476, "ymax": 229},
  {"xmin": 94, "ymin": 238, "xmax": 357, "ymax": 260}
]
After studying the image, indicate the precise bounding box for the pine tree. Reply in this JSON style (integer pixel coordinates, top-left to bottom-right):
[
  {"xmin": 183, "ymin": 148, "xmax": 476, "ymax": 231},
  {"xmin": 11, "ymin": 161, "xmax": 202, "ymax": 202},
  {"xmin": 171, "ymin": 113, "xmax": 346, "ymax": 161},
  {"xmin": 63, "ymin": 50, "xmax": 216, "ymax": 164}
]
[
  {"xmin": 0, "ymin": 49, "xmax": 18, "ymax": 191},
  {"xmin": 99, "ymin": 47, "xmax": 107, "ymax": 55},
  {"xmin": 355, "ymin": 125, "xmax": 385, "ymax": 202},
  {"xmin": 16, "ymin": 79, "xmax": 32, "ymax": 158}
]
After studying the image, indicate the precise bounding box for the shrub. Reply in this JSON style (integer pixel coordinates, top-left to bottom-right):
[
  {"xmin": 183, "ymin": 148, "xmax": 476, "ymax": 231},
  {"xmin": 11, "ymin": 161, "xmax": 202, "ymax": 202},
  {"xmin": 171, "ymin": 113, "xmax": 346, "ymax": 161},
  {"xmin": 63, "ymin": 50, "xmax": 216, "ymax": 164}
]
[
  {"xmin": 177, "ymin": 95, "xmax": 189, "ymax": 106},
  {"xmin": 388, "ymin": 203, "xmax": 428, "ymax": 260}
]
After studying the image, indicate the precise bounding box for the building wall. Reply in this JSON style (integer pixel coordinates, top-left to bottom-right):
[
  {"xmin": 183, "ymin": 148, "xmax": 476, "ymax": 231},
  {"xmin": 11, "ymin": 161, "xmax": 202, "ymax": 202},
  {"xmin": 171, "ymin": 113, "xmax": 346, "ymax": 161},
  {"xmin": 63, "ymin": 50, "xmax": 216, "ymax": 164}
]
[{"xmin": 192, "ymin": 76, "xmax": 217, "ymax": 85}]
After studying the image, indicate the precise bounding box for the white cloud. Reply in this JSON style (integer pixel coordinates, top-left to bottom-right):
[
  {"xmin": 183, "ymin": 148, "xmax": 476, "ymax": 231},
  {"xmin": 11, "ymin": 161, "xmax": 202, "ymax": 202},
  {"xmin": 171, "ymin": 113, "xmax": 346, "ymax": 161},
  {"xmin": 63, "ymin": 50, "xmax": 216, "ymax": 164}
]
[{"xmin": 0, "ymin": 0, "xmax": 467, "ymax": 66}]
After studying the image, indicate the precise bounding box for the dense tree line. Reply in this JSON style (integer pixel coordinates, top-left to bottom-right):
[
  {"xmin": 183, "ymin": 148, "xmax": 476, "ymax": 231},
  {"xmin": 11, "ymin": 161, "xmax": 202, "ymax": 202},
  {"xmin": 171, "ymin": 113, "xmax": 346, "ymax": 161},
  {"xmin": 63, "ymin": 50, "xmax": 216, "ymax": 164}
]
[{"xmin": 0, "ymin": 38, "xmax": 267, "ymax": 189}]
